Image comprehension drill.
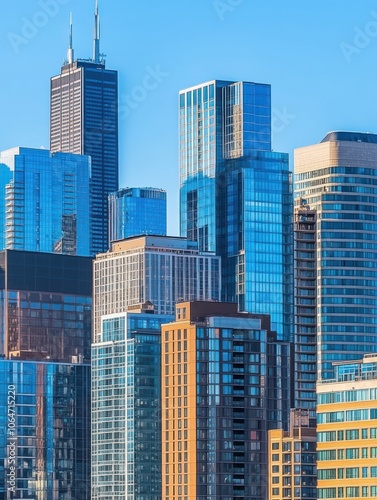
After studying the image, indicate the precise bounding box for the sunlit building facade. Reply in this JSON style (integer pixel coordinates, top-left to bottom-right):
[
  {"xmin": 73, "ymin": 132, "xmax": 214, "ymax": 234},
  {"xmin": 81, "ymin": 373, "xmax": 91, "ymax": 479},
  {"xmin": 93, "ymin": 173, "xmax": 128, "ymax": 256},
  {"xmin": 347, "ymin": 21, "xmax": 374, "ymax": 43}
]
[
  {"xmin": 91, "ymin": 307, "xmax": 173, "ymax": 499},
  {"xmin": 295, "ymin": 131, "xmax": 377, "ymax": 380},
  {"xmin": 108, "ymin": 187, "xmax": 167, "ymax": 243},
  {"xmin": 317, "ymin": 354, "xmax": 377, "ymax": 499},
  {"xmin": 161, "ymin": 301, "xmax": 290, "ymax": 500},
  {"xmin": 268, "ymin": 409, "xmax": 317, "ymax": 500},
  {"xmin": 0, "ymin": 147, "xmax": 91, "ymax": 256},
  {"xmin": 93, "ymin": 235, "xmax": 221, "ymax": 341},
  {"xmin": 179, "ymin": 80, "xmax": 293, "ymax": 341}
]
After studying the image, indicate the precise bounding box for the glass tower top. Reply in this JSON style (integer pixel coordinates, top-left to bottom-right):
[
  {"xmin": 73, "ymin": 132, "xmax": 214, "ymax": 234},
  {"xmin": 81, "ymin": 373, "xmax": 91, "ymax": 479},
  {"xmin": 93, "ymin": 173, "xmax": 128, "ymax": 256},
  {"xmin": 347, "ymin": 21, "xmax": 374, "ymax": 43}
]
[{"xmin": 179, "ymin": 80, "xmax": 293, "ymax": 340}]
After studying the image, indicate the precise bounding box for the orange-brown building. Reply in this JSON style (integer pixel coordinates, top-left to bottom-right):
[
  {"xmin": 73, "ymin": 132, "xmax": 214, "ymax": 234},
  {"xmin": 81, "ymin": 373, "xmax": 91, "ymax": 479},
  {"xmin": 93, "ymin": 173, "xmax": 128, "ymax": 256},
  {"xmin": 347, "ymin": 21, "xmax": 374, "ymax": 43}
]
[
  {"xmin": 317, "ymin": 354, "xmax": 377, "ymax": 499},
  {"xmin": 268, "ymin": 409, "xmax": 316, "ymax": 500},
  {"xmin": 161, "ymin": 301, "xmax": 290, "ymax": 500}
]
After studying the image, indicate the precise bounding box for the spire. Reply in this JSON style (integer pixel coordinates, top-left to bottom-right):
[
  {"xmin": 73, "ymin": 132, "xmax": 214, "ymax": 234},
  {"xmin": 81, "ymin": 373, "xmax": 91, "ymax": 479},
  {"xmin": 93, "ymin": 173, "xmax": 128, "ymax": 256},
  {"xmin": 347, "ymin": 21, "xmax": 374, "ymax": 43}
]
[
  {"xmin": 93, "ymin": 0, "xmax": 100, "ymax": 63},
  {"xmin": 67, "ymin": 12, "xmax": 74, "ymax": 64}
]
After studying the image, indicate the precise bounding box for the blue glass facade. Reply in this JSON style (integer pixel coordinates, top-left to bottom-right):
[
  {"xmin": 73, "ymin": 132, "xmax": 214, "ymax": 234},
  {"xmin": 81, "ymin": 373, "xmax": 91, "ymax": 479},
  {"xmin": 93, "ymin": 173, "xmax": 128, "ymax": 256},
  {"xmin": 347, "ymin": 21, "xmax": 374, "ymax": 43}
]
[
  {"xmin": 0, "ymin": 147, "xmax": 91, "ymax": 256},
  {"xmin": 91, "ymin": 311, "xmax": 173, "ymax": 499},
  {"xmin": 108, "ymin": 187, "xmax": 167, "ymax": 243},
  {"xmin": 0, "ymin": 360, "xmax": 90, "ymax": 498},
  {"xmin": 179, "ymin": 80, "xmax": 293, "ymax": 341},
  {"xmin": 295, "ymin": 132, "xmax": 377, "ymax": 380}
]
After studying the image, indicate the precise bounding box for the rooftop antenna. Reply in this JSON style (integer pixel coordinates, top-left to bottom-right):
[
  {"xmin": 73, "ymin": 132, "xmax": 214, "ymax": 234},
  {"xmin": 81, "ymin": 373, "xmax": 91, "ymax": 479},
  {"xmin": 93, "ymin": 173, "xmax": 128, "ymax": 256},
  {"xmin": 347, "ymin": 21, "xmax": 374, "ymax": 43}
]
[
  {"xmin": 67, "ymin": 12, "xmax": 74, "ymax": 64},
  {"xmin": 93, "ymin": 0, "xmax": 100, "ymax": 63}
]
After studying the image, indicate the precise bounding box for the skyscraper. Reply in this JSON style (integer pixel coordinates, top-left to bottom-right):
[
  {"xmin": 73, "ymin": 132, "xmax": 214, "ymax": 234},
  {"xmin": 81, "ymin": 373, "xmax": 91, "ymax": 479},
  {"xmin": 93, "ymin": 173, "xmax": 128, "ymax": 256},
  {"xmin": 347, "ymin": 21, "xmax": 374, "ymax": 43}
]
[
  {"xmin": 295, "ymin": 131, "xmax": 377, "ymax": 380},
  {"xmin": 93, "ymin": 235, "xmax": 221, "ymax": 340},
  {"xmin": 0, "ymin": 249, "xmax": 92, "ymax": 361},
  {"xmin": 0, "ymin": 359, "xmax": 91, "ymax": 498},
  {"xmin": 179, "ymin": 80, "xmax": 293, "ymax": 341},
  {"xmin": 91, "ymin": 306, "xmax": 173, "ymax": 499},
  {"xmin": 161, "ymin": 301, "xmax": 290, "ymax": 500},
  {"xmin": 0, "ymin": 147, "xmax": 91, "ymax": 256},
  {"xmin": 0, "ymin": 250, "xmax": 92, "ymax": 498},
  {"xmin": 108, "ymin": 187, "xmax": 167, "ymax": 243},
  {"xmin": 294, "ymin": 203, "xmax": 317, "ymax": 414},
  {"xmin": 50, "ymin": 2, "xmax": 118, "ymax": 255}
]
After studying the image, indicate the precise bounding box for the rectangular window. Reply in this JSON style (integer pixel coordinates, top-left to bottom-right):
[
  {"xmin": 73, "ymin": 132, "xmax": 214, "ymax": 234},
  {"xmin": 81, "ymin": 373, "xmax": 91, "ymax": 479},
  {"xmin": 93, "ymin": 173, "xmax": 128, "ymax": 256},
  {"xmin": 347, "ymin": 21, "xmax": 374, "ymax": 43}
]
[{"xmin": 345, "ymin": 467, "xmax": 359, "ymax": 479}]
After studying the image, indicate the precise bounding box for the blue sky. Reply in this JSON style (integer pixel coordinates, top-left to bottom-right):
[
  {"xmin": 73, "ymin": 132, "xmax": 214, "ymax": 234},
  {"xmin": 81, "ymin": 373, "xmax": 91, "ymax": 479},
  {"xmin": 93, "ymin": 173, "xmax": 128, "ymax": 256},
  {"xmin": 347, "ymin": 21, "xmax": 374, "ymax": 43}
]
[{"xmin": 1, "ymin": 0, "xmax": 377, "ymax": 233}]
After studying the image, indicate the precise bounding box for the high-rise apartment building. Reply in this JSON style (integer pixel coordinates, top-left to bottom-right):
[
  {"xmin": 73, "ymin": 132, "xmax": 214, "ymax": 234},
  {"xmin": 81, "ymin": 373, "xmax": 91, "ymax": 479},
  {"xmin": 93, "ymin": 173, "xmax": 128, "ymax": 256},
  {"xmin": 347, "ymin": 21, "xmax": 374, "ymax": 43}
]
[
  {"xmin": 161, "ymin": 301, "xmax": 290, "ymax": 500},
  {"xmin": 317, "ymin": 354, "xmax": 377, "ymax": 499},
  {"xmin": 179, "ymin": 80, "xmax": 293, "ymax": 341},
  {"xmin": 0, "ymin": 249, "xmax": 92, "ymax": 361},
  {"xmin": 294, "ymin": 203, "xmax": 317, "ymax": 414},
  {"xmin": 268, "ymin": 409, "xmax": 317, "ymax": 500},
  {"xmin": 50, "ymin": 3, "xmax": 118, "ymax": 254},
  {"xmin": 295, "ymin": 131, "xmax": 377, "ymax": 380},
  {"xmin": 91, "ymin": 306, "xmax": 173, "ymax": 499},
  {"xmin": 93, "ymin": 235, "xmax": 221, "ymax": 341},
  {"xmin": 0, "ymin": 250, "xmax": 92, "ymax": 498},
  {"xmin": 0, "ymin": 147, "xmax": 91, "ymax": 256},
  {"xmin": 0, "ymin": 359, "xmax": 91, "ymax": 498},
  {"xmin": 108, "ymin": 187, "xmax": 167, "ymax": 243}
]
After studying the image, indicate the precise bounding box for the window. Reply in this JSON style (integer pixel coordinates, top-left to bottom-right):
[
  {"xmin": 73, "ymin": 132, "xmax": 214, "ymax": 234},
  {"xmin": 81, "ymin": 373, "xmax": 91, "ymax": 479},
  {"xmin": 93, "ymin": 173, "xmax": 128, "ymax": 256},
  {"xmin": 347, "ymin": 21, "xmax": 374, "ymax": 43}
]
[
  {"xmin": 272, "ymin": 454, "xmax": 279, "ymax": 461},
  {"xmin": 345, "ymin": 448, "xmax": 359, "ymax": 459},
  {"xmin": 345, "ymin": 467, "xmax": 359, "ymax": 479},
  {"xmin": 346, "ymin": 487, "xmax": 359, "ymax": 498},
  {"xmin": 346, "ymin": 429, "xmax": 359, "ymax": 440},
  {"xmin": 318, "ymin": 488, "xmax": 336, "ymax": 498},
  {"xmin": 318, "ymin": 469, "xmax": 336, "ymax": 480},
  {"xmin": 272, "ymin": 442, "xmax": 279, "ymax": 450}
]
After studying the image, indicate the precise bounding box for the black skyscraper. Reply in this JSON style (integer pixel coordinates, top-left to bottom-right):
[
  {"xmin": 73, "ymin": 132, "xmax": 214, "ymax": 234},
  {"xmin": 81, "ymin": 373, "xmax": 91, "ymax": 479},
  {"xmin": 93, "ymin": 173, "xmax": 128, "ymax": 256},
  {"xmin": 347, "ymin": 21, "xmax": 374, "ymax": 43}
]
[{"xmin": 50, "ymin": 2, "xmax": 118, "ymax": 255}]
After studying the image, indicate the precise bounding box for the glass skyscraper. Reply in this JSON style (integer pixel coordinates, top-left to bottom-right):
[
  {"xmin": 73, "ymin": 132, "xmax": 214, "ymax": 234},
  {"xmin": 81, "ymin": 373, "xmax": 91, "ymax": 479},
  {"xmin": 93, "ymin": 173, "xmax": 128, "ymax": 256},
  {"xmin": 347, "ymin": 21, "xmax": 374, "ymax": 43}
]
[
  {"xmin": 0, "ymin": 147, "xmax": 91, "ymax": 256},
  {"xmin": 0, "ymin": 359, "xmax": 90, "ymax": 498},
  {"xmin": 295, "ymin": 131, "xmax": 377, "ymax": 380},
  {"xmin": 50, "ymin": 3, "xmax": 118, "ymax": 255},
  {"xmin": 179, "ymin": 80, "xmax": 293, "ymax": 341},
  {"xmin": 91, "ymin": 308, "xmax": 173, "ymax": 499},
  {"xmin": 108, "ymin": 187, "xmax": 167, "ymax": 243},
  {"xmin": 0, "ymin": 249, "xmax": 92, "ymax": 361}
]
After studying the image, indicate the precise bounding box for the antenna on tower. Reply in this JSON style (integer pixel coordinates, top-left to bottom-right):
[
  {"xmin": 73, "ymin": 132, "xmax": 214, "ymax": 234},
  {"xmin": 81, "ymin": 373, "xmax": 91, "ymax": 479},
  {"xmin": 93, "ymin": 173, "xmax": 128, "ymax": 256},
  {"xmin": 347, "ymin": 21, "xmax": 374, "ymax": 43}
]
[
  {"xmin": 93, "ymin": 0, "xmax": 100, "ymax": 63},
  {"xmin": 67, "ymin": 12, "xmax": 74, "ymax": 64}
]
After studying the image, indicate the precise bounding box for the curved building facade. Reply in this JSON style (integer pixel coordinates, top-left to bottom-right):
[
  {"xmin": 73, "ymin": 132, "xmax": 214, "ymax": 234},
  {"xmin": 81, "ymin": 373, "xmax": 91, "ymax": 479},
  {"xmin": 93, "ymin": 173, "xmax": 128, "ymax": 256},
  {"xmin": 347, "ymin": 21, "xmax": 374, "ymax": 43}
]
[{"xmin": 295, "ymin": 132, "xmax": 377, "ymax": 380}]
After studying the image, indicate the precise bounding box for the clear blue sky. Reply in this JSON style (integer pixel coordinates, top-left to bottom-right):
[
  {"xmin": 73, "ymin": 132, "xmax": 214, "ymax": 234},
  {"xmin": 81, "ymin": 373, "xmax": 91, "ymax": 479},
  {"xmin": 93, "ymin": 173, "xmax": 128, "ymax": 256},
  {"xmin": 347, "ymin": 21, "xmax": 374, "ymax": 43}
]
[{"xmin": 1, "ymin": 0, "xmax": 377, "ymax": 234}]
